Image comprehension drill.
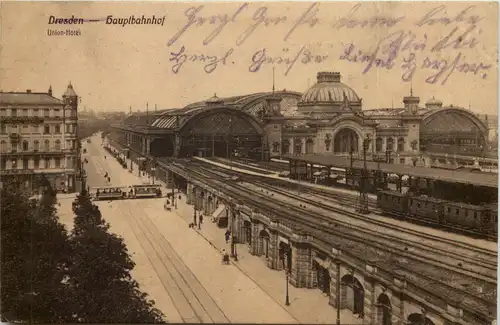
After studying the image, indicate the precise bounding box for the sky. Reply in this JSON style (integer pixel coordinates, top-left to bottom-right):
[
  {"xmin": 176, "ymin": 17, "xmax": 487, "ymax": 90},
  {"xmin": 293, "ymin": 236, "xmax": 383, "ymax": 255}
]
[{"xmin": 0, "ymin": 1, "xmax": 498, "ymax": 115}]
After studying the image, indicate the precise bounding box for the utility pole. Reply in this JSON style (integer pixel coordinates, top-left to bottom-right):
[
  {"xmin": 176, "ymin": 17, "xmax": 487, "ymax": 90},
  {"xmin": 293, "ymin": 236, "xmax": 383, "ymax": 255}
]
[{"xmin": 356, "ymin": 135, "xmax": 370, "ymax": 214}]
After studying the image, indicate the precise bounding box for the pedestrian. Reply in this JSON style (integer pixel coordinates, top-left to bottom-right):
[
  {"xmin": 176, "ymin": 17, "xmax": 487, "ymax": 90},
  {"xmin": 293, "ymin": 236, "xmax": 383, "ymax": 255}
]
[
  {"xmin": 193, "ymin": 212, "xmax": 197, "ymax": 226},
  {"xmin": 199, "ymin": 214, "xmax": 203, "ymax": 229},
  {"xmin": 225, "ymin": 230, "xmax": 231, "ymax": 243}
]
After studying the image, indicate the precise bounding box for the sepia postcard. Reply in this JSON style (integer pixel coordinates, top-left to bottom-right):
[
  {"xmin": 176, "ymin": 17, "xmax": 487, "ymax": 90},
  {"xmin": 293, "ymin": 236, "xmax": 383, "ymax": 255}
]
[{"xmin": 0, "ymin": 1, "xmax": 498, "ymax": 325}]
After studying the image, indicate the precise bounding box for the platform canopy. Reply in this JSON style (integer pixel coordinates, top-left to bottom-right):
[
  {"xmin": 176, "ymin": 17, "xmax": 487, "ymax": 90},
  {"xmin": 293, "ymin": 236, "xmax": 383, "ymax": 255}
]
[{"xmin": 285, "ymin": 154, "xmax": 498, "ymax": 188}]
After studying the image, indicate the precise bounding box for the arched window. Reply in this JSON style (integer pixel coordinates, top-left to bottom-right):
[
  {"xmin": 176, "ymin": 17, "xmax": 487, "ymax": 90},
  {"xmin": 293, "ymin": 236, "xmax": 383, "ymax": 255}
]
[
  {"xmin": 55, "ymin": 140, "xmax": 61, "ymax": 151},
  {"xmin": 376, "ymin": 137, "xmax": 383, "ymax": 152},
  {"xmin": 386, "ymin": 138, "xmax": 394, "ymax": 151},
  {"xmin": 22, "ymin": 140, "xmax": 29, "ymax": 151},
  {"xmin": 294, "ymin": 139, "xmax": 302, "ymax": 155},
  {"xmin": 397, "ymin": 137, "xmax": 405, "ymax": 152},
  {"xmin": 0, "ymin": 140, "xmax": 6, "ymax": 152},
  {"xmin": 306, "ymin": 139, "xmax": 314, "ymax": 154},
  {"xmin": 282, "ymin": 140, "xmax": 290, "ymax": 155},
  {"xmin": 272, "ymin": 142, "xmax": 280, "ymax": 153},
  {"xmin": 34, "ymin": 140, "xmax": 40, "ymax": 151},
  {"xmin": 44, "ymin": 139, "xmax": 50, "ymax": 151}
]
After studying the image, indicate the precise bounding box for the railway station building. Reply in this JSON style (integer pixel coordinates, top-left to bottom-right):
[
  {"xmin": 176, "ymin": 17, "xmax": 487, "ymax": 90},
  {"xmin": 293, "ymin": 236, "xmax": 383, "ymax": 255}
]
[{"xmin": 110, "ymin": 71, "xmax": 495, "ymax": 173}]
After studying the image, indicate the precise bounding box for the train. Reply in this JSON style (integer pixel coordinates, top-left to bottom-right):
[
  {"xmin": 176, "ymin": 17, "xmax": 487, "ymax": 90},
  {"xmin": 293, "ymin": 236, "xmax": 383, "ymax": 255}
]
[
  {"xmin": 377, "ymin": 190, "xmax": 498, "ymax": 239},
  {"xmin": 92, "ymin": 184, "xmax": 163, "ymax": 201}
]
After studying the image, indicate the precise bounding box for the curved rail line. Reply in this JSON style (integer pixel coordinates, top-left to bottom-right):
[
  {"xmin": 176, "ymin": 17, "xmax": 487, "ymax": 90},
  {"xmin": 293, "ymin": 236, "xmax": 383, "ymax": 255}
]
[
  {"xmin": 173, "ymin": 161, "xmax": 494, "ymax": 319},
  {"xmin": 206, "ymin": 157, "xmax": 497, "ymax": 241},
  {"xmin": 195, "ymin": 160, "xmax": 497, "ymax": 257}
]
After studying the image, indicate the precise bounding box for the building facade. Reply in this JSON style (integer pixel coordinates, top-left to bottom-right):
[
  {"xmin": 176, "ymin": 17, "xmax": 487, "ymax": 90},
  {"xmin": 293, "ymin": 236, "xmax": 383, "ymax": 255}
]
[
  {"xmin": 110, "ymin": 71, "xmax": 493, "ymax": 170},
  {"xmin": 0, "ymin": 84, "xmax": 80, "ymax": 192}
]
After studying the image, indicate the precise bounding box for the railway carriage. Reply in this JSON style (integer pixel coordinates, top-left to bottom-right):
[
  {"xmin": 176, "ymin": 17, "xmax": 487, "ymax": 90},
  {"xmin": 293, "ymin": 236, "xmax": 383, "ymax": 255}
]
[
  {"xmin": 377, "ymin": 190, "xmax": 407, "ymax": 217},
  {"xmin": 407, "ymin": 195, "xmax": 445, "ymax": 223},
  {"xmin": 130, "ymin": 184, "xmax": 162, "ymax": 199},
  {"xmin": 93, "ymin": 186, "xmax": 126, "ymax": 200},
  {"xmin": 377, "ymin": 189, "xmax": 497, "ymax": 240},
  {"xmin": 442, "ymin": 202, "xmax": 487, "ymax": 231},
  {"xmin": 482, "ymin": 204, "xmax": 498, "ymax": 235}
]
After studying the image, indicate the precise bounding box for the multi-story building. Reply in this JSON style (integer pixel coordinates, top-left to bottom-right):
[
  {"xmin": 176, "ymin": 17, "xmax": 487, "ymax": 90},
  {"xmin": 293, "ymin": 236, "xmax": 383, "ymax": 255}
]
[{"xmin": 0, "ymin": 83, "xmax": 80, "ymax": 192}]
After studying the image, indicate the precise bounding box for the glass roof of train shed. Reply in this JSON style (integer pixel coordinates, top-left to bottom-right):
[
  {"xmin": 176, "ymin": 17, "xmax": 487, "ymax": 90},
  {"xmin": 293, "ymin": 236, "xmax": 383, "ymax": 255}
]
[
  {"xmin": 286, "ymin": 154, "xmax": 498, "ymax": 188},
  {"xmin": 120, "ymin": 91, "xmax": 302, "ymax": 132}
]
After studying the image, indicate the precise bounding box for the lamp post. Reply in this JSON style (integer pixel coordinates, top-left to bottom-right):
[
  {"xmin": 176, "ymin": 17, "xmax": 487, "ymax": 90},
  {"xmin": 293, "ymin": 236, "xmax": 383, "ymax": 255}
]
[
  {"xmin": 284, "ymin": 251, "xmax": 290, "ymax": 306},
  {"xmin": 332, "ymin": 246, "xmax": 342, "ymax": 325}
]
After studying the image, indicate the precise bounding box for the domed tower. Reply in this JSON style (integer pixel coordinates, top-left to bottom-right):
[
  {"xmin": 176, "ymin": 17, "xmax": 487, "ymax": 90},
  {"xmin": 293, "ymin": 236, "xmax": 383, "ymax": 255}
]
[
  {"xmin": 297, "ymin": 72, "xmax": 362, "ymax": 117},
  {"xmin": 403, "ymin": 88, "xmax": 420, "ymax": 115},
  {"xmin": 63, "ymin": 82, "xmax": 78, "ymax": 111},
  {"xmin": 424, "ymin": 97, "xmax": 443, "ymax": 110},
  {"xmin": 205, "ymin": 93, "xmax": 224, "ymax": 108}
]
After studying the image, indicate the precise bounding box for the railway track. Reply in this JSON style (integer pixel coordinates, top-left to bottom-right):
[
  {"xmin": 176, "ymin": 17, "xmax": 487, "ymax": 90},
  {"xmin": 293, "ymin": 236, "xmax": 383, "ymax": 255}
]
[
  {"xmin": 112, "ymin": 200, "xmax": 230, "ymax": 323},
  {"xmin": 174, "ymin": 161, "xmax": 495, "ymax": 319},
  {"xmin": 188, "ymin": 161, "xmax": 496, "ymax": 280},
  {"xmin": 264, "ymin": 178, "xmax": 497, "ymax": 242},
  {"xmin": 198, "ymin": 158, "xmax": 497, "ymax": 241}
]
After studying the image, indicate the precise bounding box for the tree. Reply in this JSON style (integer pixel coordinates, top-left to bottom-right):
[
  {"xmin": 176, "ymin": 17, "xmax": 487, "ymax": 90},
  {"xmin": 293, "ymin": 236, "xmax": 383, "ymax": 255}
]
[
  {"xmin": 0, "ymin": 179, "xmax": 73, "ymax": 322},
  {"xmin": 68, "ymin": 191, "xmax": 165, "ymax": 323}
]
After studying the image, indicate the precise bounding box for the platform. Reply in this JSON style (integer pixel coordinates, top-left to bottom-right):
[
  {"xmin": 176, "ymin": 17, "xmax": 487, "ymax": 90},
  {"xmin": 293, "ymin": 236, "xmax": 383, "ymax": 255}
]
[{"xmin": 285, "ymin": 154, "xmax": 498, "ymax": 188}]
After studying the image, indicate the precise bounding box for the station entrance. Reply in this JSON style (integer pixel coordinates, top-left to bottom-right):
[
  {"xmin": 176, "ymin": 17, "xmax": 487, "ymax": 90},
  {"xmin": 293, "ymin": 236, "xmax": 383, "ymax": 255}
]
[{"xmin": 178, "ymin": 109, "xmax": 263, "ymax": 159}]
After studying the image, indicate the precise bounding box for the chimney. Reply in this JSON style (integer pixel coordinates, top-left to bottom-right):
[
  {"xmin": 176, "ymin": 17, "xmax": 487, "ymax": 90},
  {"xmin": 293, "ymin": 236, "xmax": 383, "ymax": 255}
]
[{"xmin": 26, "ymin": 89, "xmax": 32, "ymax": 93}]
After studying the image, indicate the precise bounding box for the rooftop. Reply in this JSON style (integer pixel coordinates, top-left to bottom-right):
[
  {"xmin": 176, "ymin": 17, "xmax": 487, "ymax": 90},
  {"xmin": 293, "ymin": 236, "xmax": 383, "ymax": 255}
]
[
  {"xmin": 0, "ymin": 92, "xmax": 63, "ymax": 105},
  {"xmin": 286, "ymin": 154, "xmax": 498, "ymax": 188}
]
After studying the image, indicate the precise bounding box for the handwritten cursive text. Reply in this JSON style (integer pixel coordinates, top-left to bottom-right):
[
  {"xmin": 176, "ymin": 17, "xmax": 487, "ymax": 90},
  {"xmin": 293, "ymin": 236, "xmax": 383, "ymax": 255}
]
[
  {"xmin": 169, "ymin": 46, "xmax": 234, "ymax": 74},
  {"xmin": 421, "ymin": 52, "xmax": 491, "ymax": 85},
  {"xmin": 284, "ymin": 2, "xmax": 320, "ymax": 41},
  {"xmin": 167, "ymin": 4, "xmax": 248, "ymax": 47},
  {"xmin": 334, "ymin": 4, "xmax": 405, "ymax": 30},
  {"xmin": 430, "ymin": 24, "xmax": 481, "ymax": 52},
  {"xmin": 249, "ymin": 46, "xmax": 328, "ymax": 76},
  {"xmin": 236, "ymin": 6, "xmax": 287, "ymax": 46},
  {"xmin": 416, "ymin": 5, "xmax": 484, "ymax": 27}
]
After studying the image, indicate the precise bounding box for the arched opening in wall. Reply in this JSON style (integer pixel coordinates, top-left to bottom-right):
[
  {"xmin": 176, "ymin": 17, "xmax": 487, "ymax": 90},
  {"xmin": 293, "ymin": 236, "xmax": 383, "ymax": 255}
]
[
  {"xmin": 294, "ymin": 139, "xmax": 303, "ymax": 155},
  {"xmin": 407, "ymin": 313, "xmax": 435, "ymax": 325},
  {"xmin": 376, "ymin": 137, "xmax": 383, "ymax": 152},
  {"xmin": 282, "ymin": 139, "xmax": 290, "ymax": 155},
  {"xmin": 179, "ymin": 110, "xmax": 262, "ymax": 159},
  {"xmin": 259, "ymin": 230, "xmax": 270, "ymax": 258},
  {"xmin": 150, "ymin": 137, "xmax": 174, "ymax": 157},
  {"xmin": 242, "ymin": 220, "xmax": 252, "ymax": 245},
  {"xmin": 334, "ymin": 128, "xmax": 359, "ymax": 154},
  {"xmin": 386, "ymin": 137, "xmax": 394, "ymax": 152},
  {"xmin": 397, "ymin": 137, "xmax": 405, "ymax": 152},
  {"xmin": 195, "ymin": 190, "xmax": 204, "ymax": 212},
  {"xmin": 278, "ymin": 241, "xmax": 292, "ymax": 271},
  {"xmin": 341, "ymin": 274, "xmax": 364, "ymax": 316},
  {"xmin": 207, "ymin": 196, "xmax": 213, "ymax": 215},
  {"xmin": 313, "ymin": 261, "xmax": 331, "ymax": 295},
  {"xmin": 377, "ymin": 293, "xmax": 392, "ymax": 325},
  {"xmin": 305, "ymin": 138, "xmax": 314, "ymax": 154}
]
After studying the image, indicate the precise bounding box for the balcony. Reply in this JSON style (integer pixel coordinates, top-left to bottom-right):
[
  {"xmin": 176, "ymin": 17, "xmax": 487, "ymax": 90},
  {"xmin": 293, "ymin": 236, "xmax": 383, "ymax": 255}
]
[
  {"xmin": 2, "ymin": 149, "xmax": 75, "ymax": 157},
  {"xmin": 0, "ymin": 168, "xmax": 35, "ymax": 175},
  {"xmin": 1, "ymin": 116, "xmax": 45, "ymax": 124},
  {"xmin": 9, "ymin": 133, "xmax": 21, "ymax": 140}
]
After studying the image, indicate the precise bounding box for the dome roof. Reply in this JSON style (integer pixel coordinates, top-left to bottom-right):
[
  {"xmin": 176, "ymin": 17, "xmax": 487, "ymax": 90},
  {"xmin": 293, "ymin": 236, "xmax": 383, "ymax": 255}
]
[
  {"xmin": 425, "ymin": 96, "xmax": 443, "ymax": 108},
  {"xmin": 205, "ymin": 93, "xmax": 224, "ymax": 107},
  {"xmin": 299, "ymin": 72, "xmax": 360, "ymax": 104}
]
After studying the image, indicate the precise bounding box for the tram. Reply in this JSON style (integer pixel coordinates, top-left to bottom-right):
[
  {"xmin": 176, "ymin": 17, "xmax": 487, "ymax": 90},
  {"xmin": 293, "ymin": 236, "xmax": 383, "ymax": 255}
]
[
  {"xmin": 93, "ymin": 186, "xmax": 126, "ymax": 200},
  {"xmin": 130, "ymin": 184, "xmax": 163, "ymax": 199}
]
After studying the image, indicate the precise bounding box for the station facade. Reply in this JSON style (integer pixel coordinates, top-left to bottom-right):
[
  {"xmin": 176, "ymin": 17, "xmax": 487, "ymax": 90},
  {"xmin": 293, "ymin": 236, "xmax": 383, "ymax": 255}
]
[{"xmin": 110, "ymin": 71, "xmax": 492, "ymax": 171}]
